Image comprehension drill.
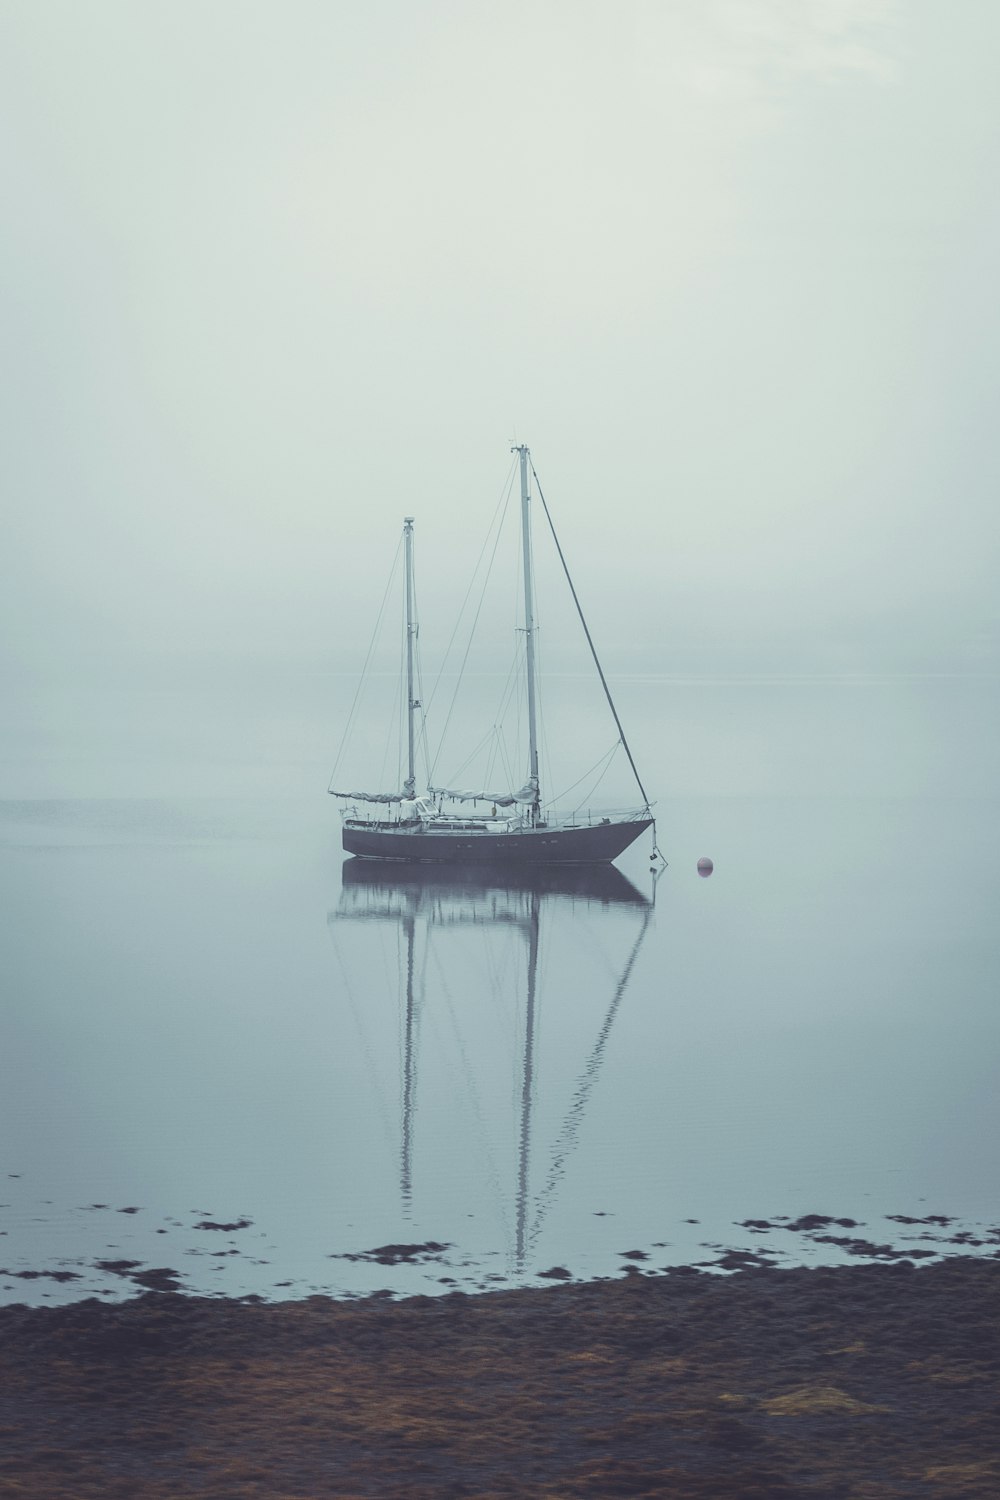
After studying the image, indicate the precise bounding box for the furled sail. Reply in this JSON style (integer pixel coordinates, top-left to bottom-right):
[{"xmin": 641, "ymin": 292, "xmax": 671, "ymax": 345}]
[
  {"xmin": 429, "ymin": 780, "xmax": 537, "ymax": 807},
  {"xmin": 328, "ymin": 791, "xmax": 406, "ymax": 803},
  {"xmin": 329, "ymin": 778, "xmax": 417, "ymax": 804}
]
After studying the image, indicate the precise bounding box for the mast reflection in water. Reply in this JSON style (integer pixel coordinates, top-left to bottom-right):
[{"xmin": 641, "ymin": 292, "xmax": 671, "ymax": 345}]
[{"xmin": 328, "ymin": 861, "xmax": 654, "ymax": 1277}]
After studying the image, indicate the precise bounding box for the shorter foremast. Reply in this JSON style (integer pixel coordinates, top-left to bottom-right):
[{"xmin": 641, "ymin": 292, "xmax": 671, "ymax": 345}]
[
  {"xmin": 515, "ymin": 445, "xmax": 541, "ymax": 825},
  {"xmin": 327, "ymin": 514, "xmax": 422, "ymax": 808}
]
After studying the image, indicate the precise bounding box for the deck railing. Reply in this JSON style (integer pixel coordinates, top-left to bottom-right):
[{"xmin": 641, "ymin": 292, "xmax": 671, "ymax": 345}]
[{"xmin": 341, "ymin": 804, "xmax": 650, "ymax": 829}]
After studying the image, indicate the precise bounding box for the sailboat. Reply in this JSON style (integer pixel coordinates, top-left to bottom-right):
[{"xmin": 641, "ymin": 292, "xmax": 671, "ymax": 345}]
[{"xmin": 329, "ymin": 445, "xmax": 658, "ymax": 865}]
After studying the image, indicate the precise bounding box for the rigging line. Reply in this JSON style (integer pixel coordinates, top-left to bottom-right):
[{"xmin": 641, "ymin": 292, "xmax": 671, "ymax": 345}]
[
  {"xmin": 488, "ymin": 722, "xmax": 508, "ymax": 792},
  {"xmin": 425, "ymin": 458, "xmax": 517, "ymax": 718},
  {"xmin": 398, "ymin": 589, "xmax": 408, "ymax": 787},
  {"xmin": 475, "ymin": 642, "xmax": 524, "ymax": 790},
  {"xmin": 490, "ymin": 642, "xmax": 523, "ymax": 737},
  {"xmin": 380, "ymin": 591, "xmax": 406, "ymax": 796},
  {"xmin": 378, "ymin": 591, "xmax": 405, "ymax": 796},
  {"xmin": 496, "ymin": 724, "xmax": 514, "ymax": 791},
  {"xmin": 483, "ymin": 726, "xmax": 498, "ymax": 789},
  {"xmin": 442, "ymin": 721, "xmax": 503, "ymax": 784},
  {"xmin": 514, "ymin": 496, "xmax": 527, "ymax": 773},
  {"xmin": 428, "ymin": 486, "xmax": 513, "ymax": 782},
  {"xmin": 411, "ymin": 545, "xmax": 432, "ymax": 786},
  {"xmin": 442, "ymin": 645, "xmax": 520, "ymax": 789},
  {"xmin": 550, "ymin": 740, "xmax": 620, "ymax": 805},
  {"xmin": 530, "ymin": 459, "xmax": 652, "ymax": 811},
  {"xmin": 533, "ymin": 617, "xmax": 554, "ymax": 808},
  {"xmin": 442, "ymin": 662, "xmax": 520, "ymax": 783},
  {"xmin": 328, "ymin": 533, "xmax": 404, "ymax": 791},
  {"xmin": 513, "ymin": 636, "xmax": 524, "ymax": 780},
  {"xmin": 492, "ymin": 642, "xmax": 521, "ymax": 721},
  {"xmin": 569, "ymin": 739, "xmax": 619, "ymax": 817},
  {"xmin": 539, "ymin": 710, "xmax": 554, "ymax": 810}
]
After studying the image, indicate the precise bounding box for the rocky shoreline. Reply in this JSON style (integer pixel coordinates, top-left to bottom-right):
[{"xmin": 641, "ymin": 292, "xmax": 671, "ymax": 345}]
[{"xmin": 1, "ymin": 1258, "xmax": 997, "ymax": 1497}]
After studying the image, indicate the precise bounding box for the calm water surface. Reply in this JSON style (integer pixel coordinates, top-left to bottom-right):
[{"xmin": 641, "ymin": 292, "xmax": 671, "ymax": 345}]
[{"xmin": 1, "ymin": 675, "xmax": 998, "ymax": 1302}]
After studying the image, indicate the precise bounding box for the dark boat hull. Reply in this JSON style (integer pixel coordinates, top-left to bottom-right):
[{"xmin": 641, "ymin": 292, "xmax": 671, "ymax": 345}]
[{"xmin": 342, "ymin": 816, "xmax": 652, "ymax": 865}]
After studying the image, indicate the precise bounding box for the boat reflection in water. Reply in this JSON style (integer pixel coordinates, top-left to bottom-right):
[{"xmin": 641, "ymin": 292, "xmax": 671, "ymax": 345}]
[{"xmin": 328, "ymin": 859, "xmax": 655, "ymax": 1278}]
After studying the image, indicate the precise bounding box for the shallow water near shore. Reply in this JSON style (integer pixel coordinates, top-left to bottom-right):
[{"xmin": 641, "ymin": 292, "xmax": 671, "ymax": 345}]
[{"xmin": 1, "ymin": 672, "xmax": 998, "ymax": 1303}]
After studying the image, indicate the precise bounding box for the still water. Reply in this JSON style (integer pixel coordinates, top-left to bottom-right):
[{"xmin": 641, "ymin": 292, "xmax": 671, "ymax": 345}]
[{"xmin": 1, "ymin": 673, "xmax": 998, "ymax": 1303}]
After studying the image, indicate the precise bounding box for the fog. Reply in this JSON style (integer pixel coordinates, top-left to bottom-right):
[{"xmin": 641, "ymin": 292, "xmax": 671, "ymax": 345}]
[
  {"xmin": 3, "ymin": 5, "xmax": 1000, "ymax": 1315},
  {"xmin": 2, "ymin": 1, "xmax": 998, "ymax": 794}
]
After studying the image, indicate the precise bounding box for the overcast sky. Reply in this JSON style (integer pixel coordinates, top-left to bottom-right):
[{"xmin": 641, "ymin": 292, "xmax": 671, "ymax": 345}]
[{"xmin": 2, "ymin": 0, "xmax": 998, "ymax": 681}]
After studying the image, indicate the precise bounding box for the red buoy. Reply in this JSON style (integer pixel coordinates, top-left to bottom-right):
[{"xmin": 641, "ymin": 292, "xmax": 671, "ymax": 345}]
[{"xmin": 697, "ymin": 857, "xmax": 714, "ymax": 877}]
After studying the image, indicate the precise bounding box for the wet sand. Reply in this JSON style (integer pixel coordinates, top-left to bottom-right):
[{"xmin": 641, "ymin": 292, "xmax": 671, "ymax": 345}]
[{"xmin": 1, "ymin": 1258, "xmax": 997, "ymax": 1497}]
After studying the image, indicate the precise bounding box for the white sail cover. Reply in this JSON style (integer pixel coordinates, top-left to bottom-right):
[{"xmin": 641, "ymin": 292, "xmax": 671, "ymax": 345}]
[
  {"xmin": 429, "ymin": 780, "xmax": 537, "ymax": 807},
  {"xmin": 329, "ymin": 778, "xmax": 416, "ymax": 803},
  {"xmin": 329, "ymin": 790, "xmax": 410, "ymax": 803}
]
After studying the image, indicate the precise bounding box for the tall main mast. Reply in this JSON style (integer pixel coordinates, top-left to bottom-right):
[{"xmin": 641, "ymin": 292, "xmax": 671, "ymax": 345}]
[
  {"xmin": 515, "ymin": 446, "xmax": 540, "ymax": 821},
  {"xmin": 403, "ymin": 516, "xmax": 417, "ymax": 797}
]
